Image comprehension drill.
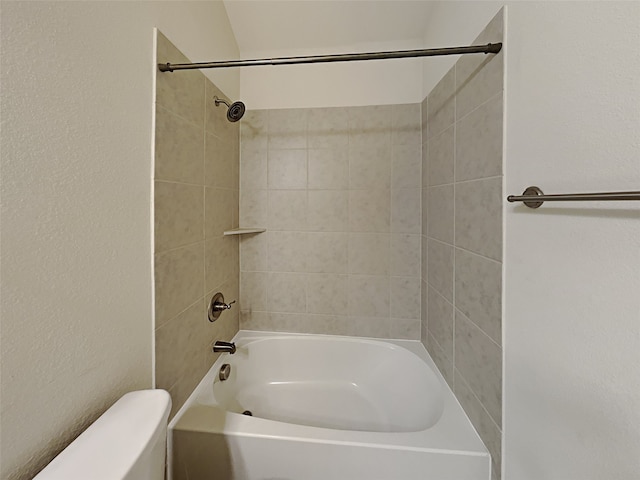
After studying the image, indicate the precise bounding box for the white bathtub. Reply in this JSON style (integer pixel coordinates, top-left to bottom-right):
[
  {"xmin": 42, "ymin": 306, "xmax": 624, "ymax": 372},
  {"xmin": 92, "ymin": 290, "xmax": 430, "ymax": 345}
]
[{"xmin": 170, "ymin": 331, "xmax": 490, "ymax": 480}]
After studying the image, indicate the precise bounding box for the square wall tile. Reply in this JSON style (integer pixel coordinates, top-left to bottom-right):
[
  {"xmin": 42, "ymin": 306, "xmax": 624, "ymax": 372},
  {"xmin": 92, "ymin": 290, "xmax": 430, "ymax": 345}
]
[
  {"xmin": 267, "ymin": 273, "xmax": 307, "ymax": 313},
  {"xmin": 205, "ymin": 187, "xmax": 233, "ymax": 238},
  {"xmin": 349, "ymin": 189, "xmax": 390, "ymax": 233},
  {"xmin": 268, "ymin": 149, "xmax": 307, "ymax": 189},
  {"xmin": 390, "ymin": 234, "xmax": 421, "ymax": 277},
  {"xmin": 348, "ymin": 233, "xmax": 390, "ymax": 275},
  {"xmin": 240, "ymin": 234, "xmax": 267, "ymax": 272},
  {"xmin": 155, "ymin": 299, "xmax": 206, "ymax": 391},
  {"xmin": 427, "ymin": 185, "xmax": 454, "ymax": 244},
  {"xmin": 427, "ymin": 286, "xmax": 454, "ymax": 359},
  {"xmin": 305, "ymin": 314, "xmax": 345, "ymax": 336},
  {"xmin": 347, "ymin": 275, "xmax": 389, "ymax": 318},
  {"xmin": 427, "ymin": 67, "xmax": 455, "ymax": 139},
  {"xmin": 421, "ymin": 279, "xmax": 428, "ymax": 343},
  {"xmin": 455, "ymin": 9, "xmax": 503, "ymax": 120},
  {"xmin": 240, "ymin": 271, "xmax": 268, "ymax": 312},
  {"xmin": 392, "ymin": 103, "xmax": 422, "ymax": 146},
  {"xmin": 307, "ymin": 190, "xmax": 348, "ymax": 232},
  {"xmin": 155, "ymin": 105, "xmax": 204, "ymax": 184},
  {"xmin": 240, "ymin": 310, "xmax": 270, "ymax": 331},
  {"xmin": 268, "ymin": 108, "xmax": 307, "ymax": 149},
  {"xmin": 427, "ymin": 239, "xmax": 454, "ymax": 302},
  {"xmin": 205, "ymin": 133, "xmax": 234, "ymax": 188},
  {"xmin": 268, "ymin": 231, "xmax": 307, "ymax": 273},
  {"xmin": 422, "ymin": 139, "xmax": 429, "ymax": 188},
  {"xmin": 348, "ymin": 105, "xmax": 392, "ymax": 147},
  {"xmin": 231, "ymin": 190, "xmax": 239, "ymax": 229},
  {"xmin": 456, "ymin": 94, "xmax": 503, "ymax": 182},
  {"xmin": 392, "ymin": 144, "xmax": 422, "ymax": 189},
  {"xmin": 391, "ymin": 188, "xmax": 421, "ymax": 234},
  {"xmin": 155, "ymin": 242, "xmax": 204, "ymax": 327},
  {"xmin": 390, "ymin": 277, "xmax": 421, "ymax": 319},
  {"xmin": 343, "ymin": 316, "xmax": 390, "ymax": 339},
  {"xmin": 241, "ymin": 109, "xmax": 268, "ymax": 152},
  {"xmin": 427, "ymin": 334, "xmax": 453, "ymax": 389},
  {"xmin": 421, "ymin": 234, "xmax": 429, "ymax": 280},
  {"xmin": 240, "ymin": 189, "xmax": 268, "ymax": 227},
  {"xmin": 421, "ymin": 96, "xmax": 428, "ymax": 139},
  {"xmin": 349, "ymin": 145, "xmax": 391, "ymax": 189},
  {"xmin": 455, "ymin": 177, "xmax": 502, "ymax": 261},
  {"xmin": 240, "ymin": 150, "xmax": 267, "ymax": 189},
  {"xmin": 428, "ymin": 125, "xmax": 455, "ymax": 186},
  {"xmin": 308, "ymin": 107, "xmax": 349, "ymax": 148},
  {"xmin": 156, "ymin": 33, "xmax": 204, "ymax": 128},
  {"xmin": 306, "ymin": 274, "xmax": 348, "ymax": 315},
  {"xmin": 422, "ymin": 188, "xmax": 429, "ymax": 236},
  {"xmin": 389, "ymin": 317, "xmax": 421, "ymax": 340},
  {"xmin": 268, "ymin": 312, "xmax": 311, "ymax": 333},
  {"xmin": 307, "ymin": 232, "xmax": 348, "ymax": 274},
  {"xmin": 454, "ymin": 369, "xmax": 502, "ymax": 480},
  {"xmin": 455, "ymin": 248, "xmax": 502, "ymax": 345},
  {"xmin": 155, "ymin": 181, "xmax": 203, "ymax": 252},
  {"xmin": 455, "ymin": 309, "xmax": 502, "ymax": 427},
  {"xmin": 205, "ymin": 236, "xmax": 237, "ymax": 293},
  {"xmin": 308, "ymin": 148, "xmax": 348, "ymax": 190},
  {"xmin": 268, "ymin": 190, "xmax": 307, "ymax": 231}
]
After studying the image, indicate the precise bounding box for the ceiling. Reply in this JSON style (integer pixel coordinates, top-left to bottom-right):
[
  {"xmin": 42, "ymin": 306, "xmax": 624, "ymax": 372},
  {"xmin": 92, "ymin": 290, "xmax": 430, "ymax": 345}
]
[{"xmin": 223, "ymin": 0, "xmax": 435, "ymax": 56}]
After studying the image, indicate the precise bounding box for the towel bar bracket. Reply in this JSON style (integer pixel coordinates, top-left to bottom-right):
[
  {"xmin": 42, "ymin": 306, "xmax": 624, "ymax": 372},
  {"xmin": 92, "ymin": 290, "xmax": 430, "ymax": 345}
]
[{"xmin": 518, "ymin": 186, "xmax": 545, "ymax": 209}]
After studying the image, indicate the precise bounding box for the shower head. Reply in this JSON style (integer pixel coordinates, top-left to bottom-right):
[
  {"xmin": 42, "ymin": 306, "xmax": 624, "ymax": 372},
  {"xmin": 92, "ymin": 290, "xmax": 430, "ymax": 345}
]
[{"xmin": 214, "ymin": 96, "xmax": 246, "ymax": 122}]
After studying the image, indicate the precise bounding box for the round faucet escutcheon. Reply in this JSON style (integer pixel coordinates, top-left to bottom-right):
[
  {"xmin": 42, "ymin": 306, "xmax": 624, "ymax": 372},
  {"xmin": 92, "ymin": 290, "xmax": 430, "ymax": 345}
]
[{"xmin": 208, "ymin": 292, "xmax": 236, "ymax": 322}]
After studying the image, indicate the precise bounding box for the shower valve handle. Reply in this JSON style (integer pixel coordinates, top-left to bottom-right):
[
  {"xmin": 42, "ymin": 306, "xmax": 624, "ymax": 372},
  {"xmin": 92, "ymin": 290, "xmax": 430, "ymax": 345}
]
[{"xmin": 213, "ymin": 299, "xmax": 235, "ymax": 311}]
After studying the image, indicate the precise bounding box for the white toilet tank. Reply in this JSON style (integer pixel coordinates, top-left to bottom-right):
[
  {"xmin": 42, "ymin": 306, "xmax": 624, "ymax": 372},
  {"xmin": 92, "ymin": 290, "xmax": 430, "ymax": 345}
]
[{"xmin": 33, "ymin": 389, "xmax": 171, "ymax": 480}]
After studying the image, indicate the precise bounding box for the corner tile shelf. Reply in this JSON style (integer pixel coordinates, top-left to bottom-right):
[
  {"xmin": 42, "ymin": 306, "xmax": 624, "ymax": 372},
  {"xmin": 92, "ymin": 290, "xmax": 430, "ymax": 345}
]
[{"xmin": 223, "ymin": 228, "xmax": 266, "ymax": 236}]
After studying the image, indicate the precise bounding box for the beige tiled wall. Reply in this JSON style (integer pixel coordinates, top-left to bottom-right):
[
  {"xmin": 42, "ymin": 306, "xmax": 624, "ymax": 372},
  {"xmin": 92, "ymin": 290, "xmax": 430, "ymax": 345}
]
[
  {"xmin": 421, "ymin": 10, "xmax": 504, "ymax": 480},
  {"xmin": 154, "ymin": 32, "xmax": 239, "ymax": 418},
  {"xmin": 239, "ymin": 104, "xmax": 422, "ymax": 339}
]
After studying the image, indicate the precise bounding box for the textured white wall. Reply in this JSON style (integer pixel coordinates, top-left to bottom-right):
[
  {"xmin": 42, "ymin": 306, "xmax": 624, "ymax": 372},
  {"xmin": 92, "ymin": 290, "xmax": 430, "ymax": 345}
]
[
  {"xmin": 227, "ymin": 1, "xmax": 430, "ymax": 109},
  {"xmin": 239, "ymin": 41, "xmax": 425, "ymax": 110},
  {"xmin": 424, "ymin": 2, "xmax": 640, "ymax": 479},
  {"xmin": 0, "ymin": 2, "xmax": 238, "ymax": 479},
  {"xmin": 421, "ymin": 2, "xmax": 503, "ymax": 98}
]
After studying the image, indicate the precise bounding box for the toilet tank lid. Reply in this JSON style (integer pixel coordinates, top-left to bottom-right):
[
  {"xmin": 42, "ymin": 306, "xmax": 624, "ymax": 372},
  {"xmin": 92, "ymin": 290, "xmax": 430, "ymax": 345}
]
[{"xmin": 33, "ymin": 389, "xmax": 171, "ymax": 480}]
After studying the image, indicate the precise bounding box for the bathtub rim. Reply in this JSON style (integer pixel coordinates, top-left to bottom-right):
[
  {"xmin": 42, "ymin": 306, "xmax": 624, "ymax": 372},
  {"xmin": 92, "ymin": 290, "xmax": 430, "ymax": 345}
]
[{"xmin": 169, "ymin": 330, "xmax": 489, "ymax": 458}]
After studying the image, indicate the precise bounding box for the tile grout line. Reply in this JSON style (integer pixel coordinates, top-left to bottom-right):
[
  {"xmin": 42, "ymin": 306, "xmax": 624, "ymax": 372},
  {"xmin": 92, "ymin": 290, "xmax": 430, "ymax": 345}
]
[
  {"xmin": 304, "ymin": 109, "xmax": 310, "ymax": 318},
  {"xmin": 156, "ymin": 179, "xmax": 238, "ymax": 189},
  {"xmin": 428, "ymin": 236, "xmax": 502, "ymax": 265},
  {"xmin": 426, "ymin": 96, "xmax": 430, "ymax": 342},
  {"xmin": 454, "ymin": 365, "xmax": 503, "ymax": 433},
  {"xmin": 454, "ymin": 90, "xmax": 504, "ymax": 126},
  {"xmin": 456, "ymin": 306, "xmax": 502, "ymax": 350},
  {"xmin": 202, "ymin": 82, "xmax": 207, "ymax": 306},
  {"xmin": 452, "ymin": 62, "xmax": 458, "ymax": 388},
  {"xmin": 265, "ymin": 110, "xmax": 272, "ymax": 319}
]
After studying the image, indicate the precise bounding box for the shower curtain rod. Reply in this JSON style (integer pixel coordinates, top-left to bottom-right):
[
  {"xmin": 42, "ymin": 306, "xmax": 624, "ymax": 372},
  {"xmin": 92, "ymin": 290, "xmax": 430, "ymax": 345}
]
[{"xmin": 158, "ymin": 42, "xmax": 502, "ymax": 72}]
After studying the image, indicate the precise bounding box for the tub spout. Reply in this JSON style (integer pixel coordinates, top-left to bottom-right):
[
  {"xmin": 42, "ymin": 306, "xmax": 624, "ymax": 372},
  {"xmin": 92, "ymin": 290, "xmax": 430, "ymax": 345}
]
[{"xmin": 213, "ymin": 340, "xmax": 236, "ymax": 354}]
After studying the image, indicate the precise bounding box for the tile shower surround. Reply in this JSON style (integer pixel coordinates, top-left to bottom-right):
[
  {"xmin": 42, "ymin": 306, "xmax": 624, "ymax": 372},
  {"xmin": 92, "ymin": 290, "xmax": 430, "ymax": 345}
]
[
  {"xmin": 154, "ymin": 31, "xmax": 240, "ymax": 418},
  {"xmin": 155, "ymin": 11, "xmax": 502, "ymax": 477},
  {"xmin": 421, "ymin": 10, "xmax": 504, "ymax": 480},
  {"xmin": 239, "ymin": 103, "xmax": 423, "ymax": 340}
]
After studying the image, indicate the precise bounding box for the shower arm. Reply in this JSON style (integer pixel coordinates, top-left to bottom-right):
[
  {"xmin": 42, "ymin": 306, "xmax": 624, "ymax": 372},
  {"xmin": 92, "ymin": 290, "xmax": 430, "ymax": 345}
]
[
  {"xmin": 214, "ymin": 96, "xmax": 230, "ymax": 108},
  {"xmin": 159, "ymin": 43, "xmax": 502, "ymax": 72}
]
